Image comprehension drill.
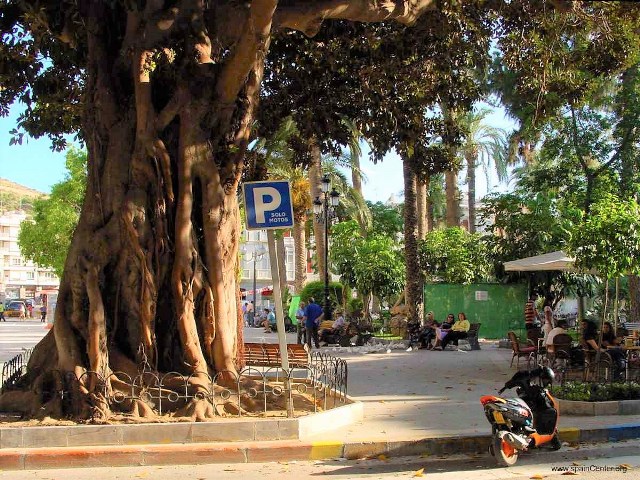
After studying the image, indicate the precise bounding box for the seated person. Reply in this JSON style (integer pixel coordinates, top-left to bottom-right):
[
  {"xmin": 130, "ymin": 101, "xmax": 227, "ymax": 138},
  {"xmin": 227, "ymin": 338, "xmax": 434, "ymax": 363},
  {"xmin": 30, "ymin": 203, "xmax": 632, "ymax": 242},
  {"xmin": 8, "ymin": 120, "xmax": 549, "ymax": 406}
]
[
  {"xmin": 601, "ymin": 321, "xmax": 621, "ymax": 347},
  {"xmin": 581, "ymin": 319, "xmax": 625, "ymax": 379},
  {"xmin": 320, "ymin": 311, "xmax": 346, "ymax": 344},
  {"xmin": 419, "ymin": 311, "xmax": 439, "ymax": 349},
  {"xmin": 437, "ymin": 312, "xmax": 470, "ymax": 350},
  {"xmin": 253, "ymin": 310, "xmax": 264, "ymax": 327},
  {"xmin": 262, "ymin": 308, "xmax": 276, "ymax": 333},
  {"xmin": 545, "ymin": 319, "xmax": 569, "ymax": 354},
  {"xmin": 433, "ymin": 313, "xmax": 455, "ymax": 350}
]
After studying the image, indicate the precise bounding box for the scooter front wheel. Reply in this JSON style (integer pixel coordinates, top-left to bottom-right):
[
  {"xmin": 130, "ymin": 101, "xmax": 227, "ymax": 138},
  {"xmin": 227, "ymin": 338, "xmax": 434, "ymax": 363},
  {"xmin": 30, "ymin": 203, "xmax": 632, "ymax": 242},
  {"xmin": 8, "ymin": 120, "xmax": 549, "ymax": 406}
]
[{"xmin": 493, "ymin": 435, "xmax": 519, "ymax": 466}]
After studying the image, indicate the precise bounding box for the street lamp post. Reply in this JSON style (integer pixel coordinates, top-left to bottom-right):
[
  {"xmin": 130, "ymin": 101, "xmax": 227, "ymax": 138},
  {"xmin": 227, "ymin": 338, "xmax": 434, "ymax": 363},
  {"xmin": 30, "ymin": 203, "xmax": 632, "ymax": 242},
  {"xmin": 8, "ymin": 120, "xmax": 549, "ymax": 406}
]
[
  {"xmin": 242, "ymin": 245, "xmax": 266, "ymax": 325},
  {"xmin": 313, "ymin": 175, "xmax": 340, "ymax": 322}
]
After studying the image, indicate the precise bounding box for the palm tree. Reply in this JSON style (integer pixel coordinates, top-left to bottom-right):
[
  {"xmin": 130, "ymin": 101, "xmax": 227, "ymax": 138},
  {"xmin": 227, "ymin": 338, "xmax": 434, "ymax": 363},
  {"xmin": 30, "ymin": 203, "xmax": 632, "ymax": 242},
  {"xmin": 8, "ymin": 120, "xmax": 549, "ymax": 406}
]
[
  {"xmin": 402, "ymin": 151, "xmax": 422, "ymax": 325},
  {"xmin": 339, "ymin": 117, "xmax": 367, "ymax": 198},
  {"xmin": 459, "ymin": 108, "xmax": 509, "ymax": 232},
  {"xmin": 427, "ymin": 173, "xmax": 446, "ymax": 231}
]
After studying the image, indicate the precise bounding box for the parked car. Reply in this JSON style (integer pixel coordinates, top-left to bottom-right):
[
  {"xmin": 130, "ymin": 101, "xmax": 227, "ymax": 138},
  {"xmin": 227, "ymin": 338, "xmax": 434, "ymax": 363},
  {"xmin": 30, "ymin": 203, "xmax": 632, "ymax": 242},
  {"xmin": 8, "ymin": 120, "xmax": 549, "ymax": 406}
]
[{"xmin": 5, "ymin": 301, "xmax": 27, "ymax": 319}]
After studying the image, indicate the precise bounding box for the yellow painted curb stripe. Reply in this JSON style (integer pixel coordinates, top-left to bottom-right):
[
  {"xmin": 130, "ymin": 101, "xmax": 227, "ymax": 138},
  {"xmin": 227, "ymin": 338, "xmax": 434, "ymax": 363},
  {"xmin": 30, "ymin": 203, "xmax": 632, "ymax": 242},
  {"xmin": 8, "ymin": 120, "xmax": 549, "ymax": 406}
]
[
  {"xmin": 558, "ymin": 427, "xmax": 580, "ymax": 443},
  {"xmin": 309, "ymin": 441, "xmax": 344, "ymax": 460}
]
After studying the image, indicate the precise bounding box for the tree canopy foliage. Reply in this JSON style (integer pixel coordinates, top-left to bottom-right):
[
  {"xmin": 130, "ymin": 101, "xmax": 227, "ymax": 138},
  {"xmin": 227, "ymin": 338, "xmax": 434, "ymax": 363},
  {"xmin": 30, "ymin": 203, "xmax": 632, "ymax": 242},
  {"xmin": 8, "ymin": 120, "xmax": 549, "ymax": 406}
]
[
  {"xmin": 330, "ymin": 220, "xmax": 404, "ymax": 305},
  {"xmin": 18, "ymin": 148, "xmax": 86, "ymax": 277},
  {"xmin": 419, "ymin": 227, "xmax": 491, "ymax": 284}
]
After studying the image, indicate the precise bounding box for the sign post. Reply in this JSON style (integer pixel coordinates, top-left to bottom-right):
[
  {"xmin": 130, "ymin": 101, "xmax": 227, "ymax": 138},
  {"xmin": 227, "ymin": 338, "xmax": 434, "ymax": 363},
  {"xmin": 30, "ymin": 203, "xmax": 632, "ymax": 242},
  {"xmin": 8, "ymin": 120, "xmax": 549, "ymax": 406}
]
[{"xmin": 243, "ymin": 181, "xmax": 294, "ymax": 416}]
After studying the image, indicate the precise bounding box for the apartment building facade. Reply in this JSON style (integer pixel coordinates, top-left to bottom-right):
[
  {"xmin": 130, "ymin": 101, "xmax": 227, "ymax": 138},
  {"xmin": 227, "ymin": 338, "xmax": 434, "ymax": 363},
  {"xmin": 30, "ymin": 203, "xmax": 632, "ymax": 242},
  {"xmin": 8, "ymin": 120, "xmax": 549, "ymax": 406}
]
[{"xmin": 0, "ymin": 211, "xmax": 60, "ymax": 303}]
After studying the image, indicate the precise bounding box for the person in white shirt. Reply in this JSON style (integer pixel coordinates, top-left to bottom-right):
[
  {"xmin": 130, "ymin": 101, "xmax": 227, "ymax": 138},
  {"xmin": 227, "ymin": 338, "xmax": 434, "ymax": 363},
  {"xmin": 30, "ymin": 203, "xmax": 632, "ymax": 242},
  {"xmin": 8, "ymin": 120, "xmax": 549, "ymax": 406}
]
[
  {"xmin": 332, "ymin": 313, "xmax": 345, "ymax": 330},
  {"xmin": 545, "ymin": 319, "xmax": 568, "ymax": 354}
]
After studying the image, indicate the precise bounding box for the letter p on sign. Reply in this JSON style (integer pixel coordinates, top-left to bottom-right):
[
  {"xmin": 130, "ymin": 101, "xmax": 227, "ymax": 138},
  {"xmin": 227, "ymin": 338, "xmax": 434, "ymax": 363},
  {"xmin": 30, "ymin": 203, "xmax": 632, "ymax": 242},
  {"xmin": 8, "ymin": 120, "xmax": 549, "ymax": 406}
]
[
  {"xmin": 243, "ymin": 181, "xmax": 294, "ymax": 230},
  {"xmin": 253, "ymin": 187, "xmax": 281, "ymax": 223}
]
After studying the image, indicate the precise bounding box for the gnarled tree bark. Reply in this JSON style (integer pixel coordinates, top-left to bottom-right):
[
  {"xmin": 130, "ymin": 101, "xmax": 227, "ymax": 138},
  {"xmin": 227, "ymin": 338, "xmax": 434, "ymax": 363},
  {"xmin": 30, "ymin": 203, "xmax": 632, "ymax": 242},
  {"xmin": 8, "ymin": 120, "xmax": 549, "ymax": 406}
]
[{"xmin": 0, "ymin": 0, "xmax": 440, "ymax": 421}]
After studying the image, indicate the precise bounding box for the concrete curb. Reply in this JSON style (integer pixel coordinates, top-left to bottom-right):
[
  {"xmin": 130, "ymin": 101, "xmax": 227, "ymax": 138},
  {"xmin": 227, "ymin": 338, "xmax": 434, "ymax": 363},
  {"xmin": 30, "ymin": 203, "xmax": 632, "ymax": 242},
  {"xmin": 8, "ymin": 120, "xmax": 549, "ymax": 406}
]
[
  {"xmin": 0, "ymin": 402, "xmax": 364, "ymax": 449},
  {"xmin": 1, "ymin": 424, "xmax": 639, "ymax": 471},
  {"xmin": 559, "ymin": 399, "xmax": 640, "ymax": 416}
]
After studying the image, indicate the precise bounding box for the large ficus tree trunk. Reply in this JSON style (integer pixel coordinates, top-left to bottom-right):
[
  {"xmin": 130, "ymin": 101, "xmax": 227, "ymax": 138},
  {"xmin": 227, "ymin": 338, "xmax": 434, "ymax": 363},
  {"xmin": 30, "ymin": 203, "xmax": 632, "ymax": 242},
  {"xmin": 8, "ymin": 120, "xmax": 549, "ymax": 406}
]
[{"xmin": 0, "ymin": 0, "xmax": 437, "ymax": 421}]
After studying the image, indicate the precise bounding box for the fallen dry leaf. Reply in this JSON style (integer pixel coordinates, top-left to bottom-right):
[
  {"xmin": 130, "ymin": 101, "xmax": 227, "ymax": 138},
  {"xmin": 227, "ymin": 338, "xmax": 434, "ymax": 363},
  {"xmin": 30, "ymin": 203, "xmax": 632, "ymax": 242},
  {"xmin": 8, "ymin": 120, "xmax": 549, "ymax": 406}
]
[
  {"xmin": 413, "ymin": 467, "xmax": 425, "ymax": 477},
  {"xmin": 377, "ymin": 454, "xmax": 388, "ymax": 461},
  {"xmin": 530, "ymin": 475, "xmax": 545, "ymax": 479},
  {"xmin": 619, "ymin": 464, "xmax": 632, "ymax": 469}
]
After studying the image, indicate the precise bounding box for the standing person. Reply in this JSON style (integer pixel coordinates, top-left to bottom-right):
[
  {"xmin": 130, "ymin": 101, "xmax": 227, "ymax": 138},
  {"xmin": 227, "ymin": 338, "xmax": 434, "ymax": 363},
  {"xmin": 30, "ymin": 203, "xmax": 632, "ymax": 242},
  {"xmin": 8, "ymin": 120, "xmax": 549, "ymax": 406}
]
[
  {"xmin": 303, "ymin": 297, "xmax": 323, "ymax": 349},
  {"xmin": 542, "ymin": 298, "xmax": 554, "ymax": 341},
  {"xmin": 0, "ymin": 302, "xmax": 5, "ymax": 322},
  {"xmin": 525, "ymin": 293, "xmax": 541, "ymax": 344},
  {"xmin": 246, "ymin": 301, "xmax": 255, "ymax": 326},
  {"xmin": 295, "ymin": 301, "xmax": 306, "ymax": 344},
  {"xmin": 439, "ymin": 312, "xmax": 470, "ymax": 350},
  {"xmin": 242, "ymin": 302, "xmax": 249, "ymax": 327},
  {"xmin": 40, "ymin": 304, "xmax": 47, "ymax": 323},
  {"xmin": 26, "ymin": 302, "xmax": 33, "ymax": 319}
]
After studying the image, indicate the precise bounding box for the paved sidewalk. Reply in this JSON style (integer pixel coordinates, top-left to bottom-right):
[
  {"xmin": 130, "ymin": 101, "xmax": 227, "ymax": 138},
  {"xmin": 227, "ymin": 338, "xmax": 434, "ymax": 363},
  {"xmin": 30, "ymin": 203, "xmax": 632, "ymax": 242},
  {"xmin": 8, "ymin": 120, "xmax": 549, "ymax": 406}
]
[
  {"xmin": 1, "ymin": 327, "xmax": 640, "ymax": 470},
  {"xmin": 307, "ymin": 344, "xmax": 640, "ymax": 443}
]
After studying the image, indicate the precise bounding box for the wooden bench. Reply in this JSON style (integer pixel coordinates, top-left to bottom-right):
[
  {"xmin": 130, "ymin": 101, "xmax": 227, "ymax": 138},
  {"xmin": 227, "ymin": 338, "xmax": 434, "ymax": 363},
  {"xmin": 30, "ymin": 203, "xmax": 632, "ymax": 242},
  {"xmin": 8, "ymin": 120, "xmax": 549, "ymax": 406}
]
[
  {"xmin": 467, "ymin": 323, "xmax": 481, "ymax": 350},
  {"xmin": 244, "ymin": 342, "xmax": 311, "ymax": 368}
]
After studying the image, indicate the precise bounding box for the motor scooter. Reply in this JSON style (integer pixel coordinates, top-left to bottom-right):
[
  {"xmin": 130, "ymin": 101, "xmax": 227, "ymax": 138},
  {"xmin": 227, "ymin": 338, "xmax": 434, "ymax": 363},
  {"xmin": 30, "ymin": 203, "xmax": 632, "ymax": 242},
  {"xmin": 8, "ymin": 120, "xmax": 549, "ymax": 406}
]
[{"xmin": 480, "ymin": 366, "xmax": 561, "ymax": 466}]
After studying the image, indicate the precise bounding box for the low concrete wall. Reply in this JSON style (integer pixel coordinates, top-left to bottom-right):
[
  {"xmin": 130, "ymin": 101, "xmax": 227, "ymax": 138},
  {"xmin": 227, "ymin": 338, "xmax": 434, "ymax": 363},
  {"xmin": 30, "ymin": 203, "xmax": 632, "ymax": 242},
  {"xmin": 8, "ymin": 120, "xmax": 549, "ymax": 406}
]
[
  {"xmin": 559, "ymin": 398, "xmax": 640, "ymax": 416},
  {"xmin": 0, "ymin": 398, "xmax": 363, "ymax": 449}
]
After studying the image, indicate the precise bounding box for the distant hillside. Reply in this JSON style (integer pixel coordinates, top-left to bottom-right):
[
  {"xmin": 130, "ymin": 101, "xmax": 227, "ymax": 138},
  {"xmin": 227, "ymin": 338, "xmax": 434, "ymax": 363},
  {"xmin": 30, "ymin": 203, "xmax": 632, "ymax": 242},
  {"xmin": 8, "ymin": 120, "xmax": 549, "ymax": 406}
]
[{"xmin": 0, "ymin": 178, "xmax": 46, "ymax": 213}]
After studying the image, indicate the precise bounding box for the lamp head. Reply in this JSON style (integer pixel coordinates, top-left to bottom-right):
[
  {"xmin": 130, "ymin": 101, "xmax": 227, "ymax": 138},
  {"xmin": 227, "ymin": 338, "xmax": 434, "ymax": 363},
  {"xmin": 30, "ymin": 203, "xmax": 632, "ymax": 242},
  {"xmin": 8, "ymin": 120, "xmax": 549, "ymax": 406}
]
[
  {"xmin": 321, "ymin": 175, "xmax": 330, "ymax": 193},
  {"xmin": 329, "ymin": 189, "xmax": 340, "ymax": 207}
]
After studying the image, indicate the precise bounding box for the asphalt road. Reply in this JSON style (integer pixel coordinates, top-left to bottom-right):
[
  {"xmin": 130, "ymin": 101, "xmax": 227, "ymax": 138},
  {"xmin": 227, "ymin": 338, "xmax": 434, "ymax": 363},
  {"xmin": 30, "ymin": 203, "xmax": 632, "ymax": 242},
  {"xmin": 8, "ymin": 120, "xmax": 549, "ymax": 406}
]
[
  {"xmin": 0, "ymin": 321, "xmax": 295, "ymax": 364},
  {"xmin": 0, "ymin": 319, "xmax": 49, "ymax": 363},
  {"xmin": 1, "ymin": 440, "xmax": 638, "ymax": 480}
]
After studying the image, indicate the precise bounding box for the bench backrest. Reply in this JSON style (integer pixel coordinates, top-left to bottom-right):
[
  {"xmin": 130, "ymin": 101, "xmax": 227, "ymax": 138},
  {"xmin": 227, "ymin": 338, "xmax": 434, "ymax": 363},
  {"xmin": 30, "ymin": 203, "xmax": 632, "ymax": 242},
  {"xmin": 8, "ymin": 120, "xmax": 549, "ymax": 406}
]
[
  {"xmin": 468, "ymin": 323, "xmax": 481, "ymax": 335},
  {"xmin": 244, "ymin": 342, "xmax": 310, "ymax": 367}
]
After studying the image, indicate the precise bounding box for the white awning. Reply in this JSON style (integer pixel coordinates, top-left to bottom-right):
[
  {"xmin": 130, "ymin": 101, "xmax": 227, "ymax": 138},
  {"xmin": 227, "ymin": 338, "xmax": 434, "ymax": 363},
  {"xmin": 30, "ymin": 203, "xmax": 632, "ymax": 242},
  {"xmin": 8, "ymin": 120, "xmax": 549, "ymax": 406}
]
[{"xmin": 503, "ymin": 251, "xmax": 577, "ymax": 272}]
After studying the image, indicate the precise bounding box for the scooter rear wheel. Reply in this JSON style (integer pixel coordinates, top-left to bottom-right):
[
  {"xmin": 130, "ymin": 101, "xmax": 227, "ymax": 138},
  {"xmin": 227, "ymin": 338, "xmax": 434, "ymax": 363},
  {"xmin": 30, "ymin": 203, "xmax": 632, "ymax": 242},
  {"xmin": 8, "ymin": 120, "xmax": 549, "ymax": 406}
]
[
  {"xmin": 549, "ymin": 432, "xmax": 562, "ymax": 451},
  {"xmin": 493, "ymin": 435, "xmax": 519, "ymax": 466}
]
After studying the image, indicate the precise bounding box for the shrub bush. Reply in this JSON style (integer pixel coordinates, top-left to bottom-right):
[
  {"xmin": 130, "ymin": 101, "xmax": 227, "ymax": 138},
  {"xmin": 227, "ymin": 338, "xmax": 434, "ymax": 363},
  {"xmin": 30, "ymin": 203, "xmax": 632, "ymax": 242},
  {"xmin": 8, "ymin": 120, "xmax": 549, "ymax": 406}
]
[
  {"xmin": 551, "ymin": 381, "xmax": 640, "ymax": 402},
  {"xmin": 299, "ymin": 281, "xmax": 346, "ymax": 309}
]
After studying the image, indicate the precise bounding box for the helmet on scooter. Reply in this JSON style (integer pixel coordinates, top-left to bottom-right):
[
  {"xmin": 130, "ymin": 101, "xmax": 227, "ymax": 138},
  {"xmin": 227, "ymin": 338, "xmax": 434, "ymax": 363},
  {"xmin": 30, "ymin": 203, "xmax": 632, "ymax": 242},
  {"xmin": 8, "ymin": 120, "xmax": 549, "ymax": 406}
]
[{"xmin": 539, "ymin": 366, "xmax": 555, "ymax": 387}]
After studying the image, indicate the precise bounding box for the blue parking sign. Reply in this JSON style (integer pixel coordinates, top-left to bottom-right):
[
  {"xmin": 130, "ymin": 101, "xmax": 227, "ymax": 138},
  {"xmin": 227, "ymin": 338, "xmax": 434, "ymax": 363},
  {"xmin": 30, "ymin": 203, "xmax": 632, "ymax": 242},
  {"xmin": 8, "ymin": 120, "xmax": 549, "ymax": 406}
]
[{"xmin": 243, "ymin": 181, "xmax": 294, "ymax": 230}]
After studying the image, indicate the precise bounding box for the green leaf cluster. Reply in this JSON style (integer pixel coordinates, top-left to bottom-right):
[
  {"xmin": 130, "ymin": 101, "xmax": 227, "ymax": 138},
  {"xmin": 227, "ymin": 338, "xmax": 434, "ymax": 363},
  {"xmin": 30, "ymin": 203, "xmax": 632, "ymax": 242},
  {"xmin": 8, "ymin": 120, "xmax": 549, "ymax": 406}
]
[
  {"xmin": 330, "ymin": 220, "xmax": 404, "ymax": 302},
  {"xmin": 569, "ymin": 194, "xmax": 640, "ymax": 278},
  {"xmin": 17, "ymin": 148, "xmax": 86, "ymax": 277},
  {"xmin": 418, "ymin": 227, "xmax": 491, "ymax": 284},
  {"xmin": 552, "ymin": 381, "xmax": 640, "ymax": 402}
]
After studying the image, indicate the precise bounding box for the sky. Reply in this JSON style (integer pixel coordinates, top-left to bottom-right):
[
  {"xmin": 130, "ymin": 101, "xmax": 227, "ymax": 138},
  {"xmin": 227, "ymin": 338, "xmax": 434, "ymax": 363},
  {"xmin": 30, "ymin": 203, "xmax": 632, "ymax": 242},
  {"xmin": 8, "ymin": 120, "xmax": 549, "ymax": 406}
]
[
  {"xmin": 0, "ymin": 102, "xmax": 517, "ymax": 203},
  {"xmin": 352, "ymin": 105, "xmax": 518, "ymax": 204},
  {"xmin": 0, "ymin": 106, "xmax": 68, "ymax": 193}
]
